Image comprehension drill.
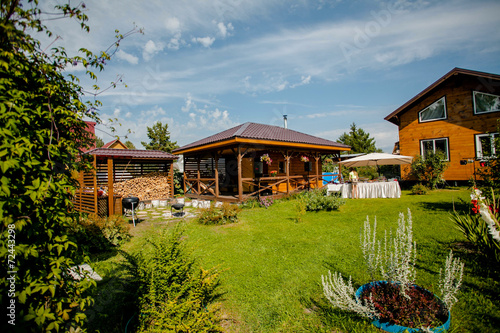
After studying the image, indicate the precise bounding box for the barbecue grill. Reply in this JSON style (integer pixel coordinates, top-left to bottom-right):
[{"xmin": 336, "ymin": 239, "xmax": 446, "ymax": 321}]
[{"xmin": 122, "ymin": 196, "xmax": 139, "ymax": 226}]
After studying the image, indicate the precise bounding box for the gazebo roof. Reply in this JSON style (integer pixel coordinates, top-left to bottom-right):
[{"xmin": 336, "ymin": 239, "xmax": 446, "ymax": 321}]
[
  {"xmin": 173, "ymin": 122, "xmax": 350, "ymax": 154},
  {"xmin": 84, "ymin": 148, "xmax": 177, "ymax": 160}
]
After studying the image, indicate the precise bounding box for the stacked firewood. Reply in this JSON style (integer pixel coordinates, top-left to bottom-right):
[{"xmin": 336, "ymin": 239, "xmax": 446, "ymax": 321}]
[{"xmin": 110, "ymin": 171, "xmax": 171, "ymax": 201}]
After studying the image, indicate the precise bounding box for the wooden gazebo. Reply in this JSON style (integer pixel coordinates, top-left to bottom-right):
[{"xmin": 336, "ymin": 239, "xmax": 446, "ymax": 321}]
[
  {"xmin": 74, "ymin": 148, "xmax": 177, "ymax": 217},
  {"xmin": 172, "ymin": 122, "xmax": 350, "ymax": 202}
]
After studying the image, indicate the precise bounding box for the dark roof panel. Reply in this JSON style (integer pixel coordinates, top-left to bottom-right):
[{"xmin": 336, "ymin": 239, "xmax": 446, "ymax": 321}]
[
  {"xmin": 84, "ymin": 148, "xmax": 177, "ymax": 160},
  {"xmin": 173, "ymin": 122, "xmax": 349, "ymax": 152}
]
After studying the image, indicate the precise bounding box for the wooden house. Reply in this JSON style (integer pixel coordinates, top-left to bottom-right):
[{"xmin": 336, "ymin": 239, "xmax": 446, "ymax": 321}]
[
  {"xmin": 172, "ymin": 122, "xmax": 350, "ymax": 202},
  {"xmin": 73, "ymin": 148, "xmax": 177, "ymax": 217},
  {"xmin": 385, "ymin": 68, "xmax": 500, "ymax": 182}
]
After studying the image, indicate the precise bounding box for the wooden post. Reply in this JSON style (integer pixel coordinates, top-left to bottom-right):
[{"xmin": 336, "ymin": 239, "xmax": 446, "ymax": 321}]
[
  {"xmin": 214, "ymin": 153, "xmax": 219, "ymax": 198},
  {"xmin": 197, "ymin": 157, "xmax": 201, "ymax": 195},
  {"xmin": 286, "ymin": 151, "xmax": 290, "ymax": 195},
  {"xmin": 169, "ymin": 162, "xmax": 174, "ymax": 198},
  {"xmin": 315, "ymin": 155, "xmax": 320, "ymax": 189},
  {"xmin": 92, "ymin": 155, "xmax": 98, "ymax": 216},
  {"xmin": 107, "ymin": 157, "xmax": 114, "ymax": 216},
  {"xmin": 237, "ymin": 146, "xmax": 243, "ymax": 201},
  {"xmin": 183, "ymin": 156, "xmax": 187, "ymax": 194}
]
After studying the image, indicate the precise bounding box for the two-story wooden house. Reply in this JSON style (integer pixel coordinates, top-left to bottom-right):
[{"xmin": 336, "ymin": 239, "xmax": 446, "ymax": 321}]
[{"xmin": 385, "ymin": 68, "xmax": 500, "ymax": 182}]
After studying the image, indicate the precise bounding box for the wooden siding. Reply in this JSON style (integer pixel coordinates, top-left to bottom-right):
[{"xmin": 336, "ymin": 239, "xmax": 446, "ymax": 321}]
[{"xmin": 398, "ymin": 74, "xmax": 500, "ymax": 181}]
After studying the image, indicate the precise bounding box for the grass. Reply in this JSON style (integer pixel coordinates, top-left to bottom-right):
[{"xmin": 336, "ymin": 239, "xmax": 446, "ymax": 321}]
[{"xmin": 87, "ymin": 189, "xmax": 500, "ymax": 332}]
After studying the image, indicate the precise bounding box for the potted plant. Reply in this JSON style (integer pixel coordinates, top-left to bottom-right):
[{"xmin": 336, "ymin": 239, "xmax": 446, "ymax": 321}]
[
  {"xmin": 270, "ymin": 170, "xmax": 278, "ymax": 177},
  {"xmin": 321, "ymin": 209, "xmax": 464, "ymax": 332}
]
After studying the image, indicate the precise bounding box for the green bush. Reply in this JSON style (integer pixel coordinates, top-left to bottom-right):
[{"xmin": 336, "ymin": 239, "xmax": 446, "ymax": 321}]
[
  {"xmin": 411, "ymin": 183, "xmax": 429, "ymax": 195},
  {"xmin": 131, "ymin": 226, "xmax": 224, "ymax": 332},
  {"xmin": 240, "ymin": 197, "xmax": 259, "ymax": 209},
  {"xmin": 410, "ymin": 151, "xmax": 449, "ymax": 189},
  {"xmin": 70, "ymin": 215, "xmax": 131, "ymax": 254},
  {"xmin": 197, "ymin": 203, "xmax": 241, "ymax": 225},
  {"xmin": 301, "ymin": 188, "xmax": 345, "ymax": 211}
]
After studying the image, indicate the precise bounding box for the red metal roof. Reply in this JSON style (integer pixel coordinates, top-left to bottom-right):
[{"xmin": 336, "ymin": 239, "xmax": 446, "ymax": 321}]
[
  {"xmin": 84, "ymin": 148, "xmax": 177, "ymax": 160},
  {"xmin": 385, "ymin": 67, "xmax": 500, "ymax": 125},
  {"xmin": 173, "ymin": 122, "xmax": 350, "ymax": 153}
]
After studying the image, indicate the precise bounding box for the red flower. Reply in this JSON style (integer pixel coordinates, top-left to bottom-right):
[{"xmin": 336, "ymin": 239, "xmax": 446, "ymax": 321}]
[{"xmin": 471, "ymin": 200, "xmax": 480, "ymax": 214}]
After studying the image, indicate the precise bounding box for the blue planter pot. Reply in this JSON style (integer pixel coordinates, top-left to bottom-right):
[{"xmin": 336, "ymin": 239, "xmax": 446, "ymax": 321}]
[{"xmin": 355, "ymin": 281, "xmax": 451, "ymax": 333}]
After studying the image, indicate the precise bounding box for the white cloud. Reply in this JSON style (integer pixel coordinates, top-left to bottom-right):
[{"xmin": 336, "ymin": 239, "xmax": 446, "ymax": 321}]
[
  {"xmin": 165, "ymin": 17, "xmax": 181, "ymax": 33},
  {"xmin": 142, "ymin": 40, "xmax": 165, "ymax": 61},
  {"xmin": 192, "ymin": 36, "xmax": 215, "ymax": 47},
  {"xmin": 217, "ymin": 21, "xmax": 234, "ymax": 38},
  {"xmin": 116, "ymin": 49, "xmax": 139, "ymax": 64}
]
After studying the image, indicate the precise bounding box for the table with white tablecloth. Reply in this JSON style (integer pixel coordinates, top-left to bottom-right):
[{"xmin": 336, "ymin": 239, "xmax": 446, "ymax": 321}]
[{"xmin": 327, "ymin": 181, "xmax": 401, "ymax": 199}]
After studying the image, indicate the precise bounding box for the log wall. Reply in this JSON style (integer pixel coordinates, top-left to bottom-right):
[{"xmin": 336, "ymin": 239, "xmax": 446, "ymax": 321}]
[{"xmin": 398, "ymin": 74, "xmax": 500, "ymax": 181}]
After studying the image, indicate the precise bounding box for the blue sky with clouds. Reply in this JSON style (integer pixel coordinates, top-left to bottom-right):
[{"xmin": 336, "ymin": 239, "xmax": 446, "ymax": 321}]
[{"xmin": 44, "ymin": 0, "xmax": 500, "ymax": 152}]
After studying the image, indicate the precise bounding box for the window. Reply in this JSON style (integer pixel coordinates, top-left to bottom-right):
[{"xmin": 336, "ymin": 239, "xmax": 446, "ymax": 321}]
[
  {"xmin": 420, "ymin": 138, "xmax": 449, "ymax": 160},
  {"xmin": 419, "ymin": 97, "xmax": 447, "ymax": 122},
  {"xmin": 473, "ymin": 91, "xmax": 500, "ymax": 115},
  {"xmin": 279, "ymin": 161, "xmax": 286, "ymax": 173},
  {"xmin": 475, "ymin": 133, "xmax": 499, "ymax": 159}
]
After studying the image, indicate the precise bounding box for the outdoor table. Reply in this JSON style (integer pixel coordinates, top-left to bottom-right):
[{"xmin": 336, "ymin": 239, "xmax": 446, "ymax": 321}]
[{"xmin": 339, "ymin": 181, "xmax": 401, "ymax": 199}]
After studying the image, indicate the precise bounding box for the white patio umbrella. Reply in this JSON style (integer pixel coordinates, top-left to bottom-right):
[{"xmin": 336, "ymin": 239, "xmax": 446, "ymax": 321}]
[{"xmin": 339, "ymin": 153, "xmax": 413, "ymax": 168}]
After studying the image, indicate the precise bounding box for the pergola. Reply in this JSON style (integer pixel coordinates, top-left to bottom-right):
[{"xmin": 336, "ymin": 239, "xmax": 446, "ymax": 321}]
[
  {"xmin": 74, "ymin": 148, "xmax": 177, "ymax": 217},
  {"xmin": 172, "ymin": 122, "xmax": 350, "ymax": 202}
]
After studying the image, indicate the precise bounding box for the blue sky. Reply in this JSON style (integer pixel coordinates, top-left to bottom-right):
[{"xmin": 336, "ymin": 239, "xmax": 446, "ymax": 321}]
[{"xmin": 44, "ymin": 0, "xmax": 500, "ymax": 152}]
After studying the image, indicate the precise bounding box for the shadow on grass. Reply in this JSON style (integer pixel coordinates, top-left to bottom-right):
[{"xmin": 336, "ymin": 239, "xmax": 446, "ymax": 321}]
[{"xmin": 417, "ymin": 199, "xmax": 469, "ymax": 212}]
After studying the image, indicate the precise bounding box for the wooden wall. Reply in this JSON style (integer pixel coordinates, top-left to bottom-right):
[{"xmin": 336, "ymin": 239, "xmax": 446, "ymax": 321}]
[{"xmin": 398, "ymin": 74, "xmax": 500, "ymax": 181}]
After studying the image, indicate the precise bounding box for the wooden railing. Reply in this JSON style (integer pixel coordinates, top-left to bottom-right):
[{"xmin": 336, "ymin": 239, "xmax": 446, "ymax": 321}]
[{"xmin": 184, "ymin": 177, "xmax": 217, "ymax": 196}]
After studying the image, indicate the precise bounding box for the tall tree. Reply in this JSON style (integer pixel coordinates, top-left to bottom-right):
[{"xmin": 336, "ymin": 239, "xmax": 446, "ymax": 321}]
[
  {"xmin": 96, "ymin": 136, "xmax": 105, "ymax": 148},
  {"xmin": 141, "ymin": 121, "xmax": 178, "ymax": 152},
  {"xmin": 0, "ymin": 1, "xmax": 140, "ymax": 331},
  {"xmin": 124, "ymin": 140, "xmax": 136, "ymax": 149},
  {"xmin": 337, "ymin": 123, "xmax": 381, "ymax": 154}
]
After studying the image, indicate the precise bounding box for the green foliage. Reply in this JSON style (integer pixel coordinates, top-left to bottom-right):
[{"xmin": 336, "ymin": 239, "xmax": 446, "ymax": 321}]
[
  {"xmin": 132, "ymin": 225, "xmax": 224, "ymax": 332},
  {"xmin": 173, "ymin": 169, "xmax": 184, "ymax": 195},
  {"xmin": 301, "ymin": 188, "xmax": 346, "ymax": 211},
  {"xmin": 69, "ymin": 215, "xmax": 131, "ymax": 254},
  {"xmin": 337, "ymin": 123, "xmax": 382, "ymax": 154},
  {"xmin": 411, "ymin": 183, "xmax": 429, "ymax": 195},
  {"xmin": 240, "ymin": 197, "xmax": 260, "ymax": 209},
  {"xmin": 0, "ymin": 2, "xmax": 101, "ymax": 331},
  {"xmin": 410, "ymin": 151, "xmax": 449, "ymax": 189},
  {"xmin": 124, "ymin": 140, "xmax": 136, "ymax": 149},
  {"xmin": 295, "ymin": 198, "xmax": 307, "ymax": 222},
  {"xmin": 95, "ymin": 137, "xmax": 105, "ymax": 148},
  {"xmin": 451, "ymin": 202, "xmax": 500, "ymax": 261},
  {"xmin": 0, "ymin": 1, "xmax": 141, "ymax": 331},
  {"xmin": 475, "ymin": 120, "xmax": 500, "ymax": 197},
  {"xmin": 197, "ymin": 203, "xmax": 241, "ymax": 225},
  {"xmin": 141, "ymin": 121, "xmax": 179, "ymax": 153}
]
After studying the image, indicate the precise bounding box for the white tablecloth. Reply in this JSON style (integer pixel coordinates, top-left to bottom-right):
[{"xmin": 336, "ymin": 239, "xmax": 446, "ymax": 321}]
[{"xmin": 327, "ymin": 181, "xmax": 401, "ymax": 199}]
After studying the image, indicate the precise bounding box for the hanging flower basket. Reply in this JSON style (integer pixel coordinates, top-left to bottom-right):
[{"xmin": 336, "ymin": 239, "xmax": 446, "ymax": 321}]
[
  {"xmin": 300, "ymin": 155, "xmax": 309, "ymax": 163},
  {"xmin": 355, "ymin": 281, "xmax": 451, "ymax": 333},
  {"xmin": 260, "ymin": 154, "xmax": 272, "ymax": 165}
]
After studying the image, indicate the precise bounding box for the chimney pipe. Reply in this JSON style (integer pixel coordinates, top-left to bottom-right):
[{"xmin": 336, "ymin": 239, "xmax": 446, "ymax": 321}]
[{"xmin": 283, "ymin": 115, "xmax": 288, "ymax": 129}]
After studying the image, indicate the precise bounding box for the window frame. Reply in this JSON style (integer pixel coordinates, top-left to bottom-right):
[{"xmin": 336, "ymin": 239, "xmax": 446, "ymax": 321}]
[
  {"xmin": 475, "ymin": 132, "xmax": 499, "ymax": 159},
  {"xmin": 418, "ymin": 96, "xmax": 447, "ymax": 123},
  {"xmin": 420, "ymin": 137, "xmax": 450, "ymax": 161},
  {"xmin": 473, "ymin": 91, "xmax": 500, "ymax": 115}
]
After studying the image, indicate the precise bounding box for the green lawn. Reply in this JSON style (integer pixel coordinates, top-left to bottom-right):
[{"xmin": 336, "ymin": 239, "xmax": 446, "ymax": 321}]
[{"xmin": 89, "ymin": 189, "xmax": 500, "ymax": 332}]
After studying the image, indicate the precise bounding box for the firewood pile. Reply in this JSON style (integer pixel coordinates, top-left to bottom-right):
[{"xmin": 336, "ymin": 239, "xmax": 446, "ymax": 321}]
[{"xmin": 110, "ymin": 171, "xmax": 171, "ymax": 201}]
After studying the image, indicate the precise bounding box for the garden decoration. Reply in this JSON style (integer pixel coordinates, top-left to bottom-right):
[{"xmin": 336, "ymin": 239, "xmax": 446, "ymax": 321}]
[
  {"xmin": 322, "ymin": 209, "xmax": 464, "ymax": 332},
  {"xmin": 300, "ymin": 155, "xmax": 310, "ymax": 162},
  {"xmin": 261, "ymin": 153, "xmax": 273, "ymax": 165}
]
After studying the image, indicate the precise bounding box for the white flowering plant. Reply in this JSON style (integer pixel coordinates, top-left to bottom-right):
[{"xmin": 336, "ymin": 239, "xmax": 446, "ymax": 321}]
[{"xmin": 322, "ymin": 209, "xmax": 464, "ymax": 329}]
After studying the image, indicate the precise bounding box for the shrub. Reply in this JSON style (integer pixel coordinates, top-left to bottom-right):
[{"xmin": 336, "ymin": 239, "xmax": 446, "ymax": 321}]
[
  {"xmin": 301, "ymin": 188, "xmax": 345, "ymax": 211},
  {"xmin": 70, "ymin": 214, "xmax": 131, "ymax": 254},
  {"xmin": 411, "ymin": 183, "xmax": 428, "ymax": 195},
  {"xmin": 240, "ymin": 197, "xmax": 259, "ymax": 209},
  {"xmin": 295, "ymin": 198, "xmax": 307, "ymax": 223},
  {"xmin": 197, "ymin": 203, "xmax": 241, "ymax": 225},
  {"xmin": 130, "ymin": 225, "xmax": 224, "ymax": 332},
  {"xmin": 410, "ymin": 151, "xmax": 449, "ymax": 189}
]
